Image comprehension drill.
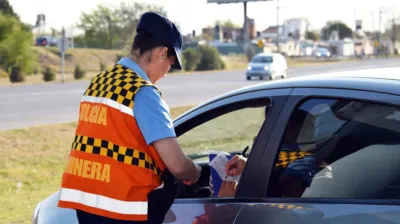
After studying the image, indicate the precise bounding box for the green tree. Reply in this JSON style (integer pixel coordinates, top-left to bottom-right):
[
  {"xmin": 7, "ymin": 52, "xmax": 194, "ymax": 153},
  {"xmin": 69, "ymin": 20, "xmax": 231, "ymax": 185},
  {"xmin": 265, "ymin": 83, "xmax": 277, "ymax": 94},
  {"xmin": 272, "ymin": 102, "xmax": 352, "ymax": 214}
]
[
  {"xmin": 0, "ymin": 0, "xmax": 19, "ymax": 19},
  {"xmin": 305, "ymin": 30, "xmax": 320, "ymax": 41},
  {"xmin": 116, "ymin": 2, "xmax": 168, "ymax": 52},
  {"xmin": 0, "ymin": 13, "xmax": 36, "ymax": 76},
  {"xmin": 321, "ymin": 21, "xmax": 353, "ymax": 40},
  {"xmin": 215, "ymin": 19, "xmax": 240, "ymax": 29},
  {"xmin": 78, "ymin": 5, "xmax": 120, "ymax": 49},
  {"xmin": 78, "ymin": 2, "xmax": 168, "ymax": 50}
]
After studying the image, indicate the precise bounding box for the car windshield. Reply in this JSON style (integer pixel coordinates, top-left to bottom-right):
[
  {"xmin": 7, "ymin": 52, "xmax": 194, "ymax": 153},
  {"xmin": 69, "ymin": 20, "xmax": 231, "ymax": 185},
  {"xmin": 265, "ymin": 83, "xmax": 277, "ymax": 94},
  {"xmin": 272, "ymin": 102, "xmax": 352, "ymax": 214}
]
[
  {"xmin": 316, "ymin": 48, "xmax": 328, "ymax": 52},
  {"xmin": 251, "ymin": 56, "xmax": 273, "ymax": 63}
]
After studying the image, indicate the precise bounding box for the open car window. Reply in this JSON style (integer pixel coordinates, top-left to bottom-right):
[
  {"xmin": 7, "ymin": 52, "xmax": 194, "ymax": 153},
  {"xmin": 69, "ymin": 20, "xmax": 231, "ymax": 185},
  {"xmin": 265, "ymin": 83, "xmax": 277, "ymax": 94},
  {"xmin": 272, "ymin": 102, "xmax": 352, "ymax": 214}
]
[{"xmin": 176, "ymin": 98, "xmax": 271, "ymax": 162}]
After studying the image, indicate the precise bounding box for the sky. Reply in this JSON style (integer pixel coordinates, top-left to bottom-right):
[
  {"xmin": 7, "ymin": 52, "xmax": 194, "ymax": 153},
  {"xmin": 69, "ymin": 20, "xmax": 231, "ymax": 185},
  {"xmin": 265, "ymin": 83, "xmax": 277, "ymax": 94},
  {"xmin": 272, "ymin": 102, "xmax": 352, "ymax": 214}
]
[{"xmin": 8, "ymin": 0, "xmax": 400, "ymax": 36}]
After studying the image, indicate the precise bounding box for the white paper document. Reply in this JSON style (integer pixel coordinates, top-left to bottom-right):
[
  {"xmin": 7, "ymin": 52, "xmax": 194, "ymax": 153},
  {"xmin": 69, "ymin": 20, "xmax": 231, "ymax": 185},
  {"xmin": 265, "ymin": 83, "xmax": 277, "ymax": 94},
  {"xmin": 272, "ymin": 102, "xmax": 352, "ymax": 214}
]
[{"xmin": 209, "ymin": 151, "xmax": 241, "ymax": 182}]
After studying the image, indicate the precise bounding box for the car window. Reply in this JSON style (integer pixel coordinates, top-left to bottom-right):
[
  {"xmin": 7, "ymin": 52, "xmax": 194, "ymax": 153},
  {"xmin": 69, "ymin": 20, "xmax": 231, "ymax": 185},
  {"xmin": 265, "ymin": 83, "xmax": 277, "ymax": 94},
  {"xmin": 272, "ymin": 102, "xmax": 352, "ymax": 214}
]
[
  {"xmin": 267, "ymin": 98, "xmax": 400, "ymax": 199},
  {"xmin": 252, "ymin": 56, "xmax": 273, "ymax": 63},
  {"xmin": 177, "ymin": 99, "xmax": 270, "ymax": 160}
]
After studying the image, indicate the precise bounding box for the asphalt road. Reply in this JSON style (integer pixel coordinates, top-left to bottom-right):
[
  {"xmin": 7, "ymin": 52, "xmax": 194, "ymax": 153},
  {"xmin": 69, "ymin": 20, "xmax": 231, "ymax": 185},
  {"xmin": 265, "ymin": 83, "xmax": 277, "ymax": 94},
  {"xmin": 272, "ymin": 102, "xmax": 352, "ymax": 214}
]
[{"xmin": 1, "ymin": 58, "xmax": 400, "ymax": 131}]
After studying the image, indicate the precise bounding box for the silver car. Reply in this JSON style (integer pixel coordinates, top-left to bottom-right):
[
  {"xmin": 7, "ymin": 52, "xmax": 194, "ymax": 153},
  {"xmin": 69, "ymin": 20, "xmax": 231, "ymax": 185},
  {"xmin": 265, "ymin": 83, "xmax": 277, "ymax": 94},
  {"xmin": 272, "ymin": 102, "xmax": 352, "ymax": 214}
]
[
  {"xmin": 33, "ymin": 72, "xmax": 400, "ymax": 224},
  {"xmin": 314, "ymin": 47, "xmax": 331, "ymax": 58},
  {"xmin": 246, "ymin": 53, "xmax": 288, "ymax": 80}
]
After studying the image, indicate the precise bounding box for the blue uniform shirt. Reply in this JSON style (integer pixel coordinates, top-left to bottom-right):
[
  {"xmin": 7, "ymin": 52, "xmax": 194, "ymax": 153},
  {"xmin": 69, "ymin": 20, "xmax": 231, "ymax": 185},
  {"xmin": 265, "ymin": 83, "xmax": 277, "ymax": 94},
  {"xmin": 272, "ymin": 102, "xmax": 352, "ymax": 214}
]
[{"xmin": 117, "ymin": 57, "xmax": 176, "ymax": 145}]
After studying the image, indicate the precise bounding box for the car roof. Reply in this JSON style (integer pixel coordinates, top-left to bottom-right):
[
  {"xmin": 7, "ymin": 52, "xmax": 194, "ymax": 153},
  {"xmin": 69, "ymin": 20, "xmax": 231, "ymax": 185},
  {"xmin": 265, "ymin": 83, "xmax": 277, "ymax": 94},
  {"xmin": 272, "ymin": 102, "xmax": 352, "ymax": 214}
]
[
  {"xmin": 173, "ymin": 67, "xmax": 400, "ymax": 126},
  {"xmin": 174, "ymin": 67, "xmax": 400, "ymax": 122},
  {"xmin": 204, "ymin": 67, "xmax": 400, "ymax": 106},
  {"xmin": 242, "ymin": 67, "xmax": 400, "ymax": 94}
]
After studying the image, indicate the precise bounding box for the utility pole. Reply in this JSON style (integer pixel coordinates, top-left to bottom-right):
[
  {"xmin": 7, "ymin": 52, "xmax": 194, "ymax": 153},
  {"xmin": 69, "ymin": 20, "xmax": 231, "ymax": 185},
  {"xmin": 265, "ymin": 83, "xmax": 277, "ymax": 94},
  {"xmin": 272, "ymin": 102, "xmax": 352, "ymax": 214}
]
[
  {"xmin": 392, "ymin": 17, "xmax": 397, "ymax": 52},
  {"xmin": 243, "ymin": 1, "xmax": 249, "ymax": 49},
  {"xmin": 276, "ymin": 0, "xmax": 280, "ymax": 52},
  {"xmin": 336, "ymin": 23, "xmax": 340, "ymax": 40},
  {"xmin": 379, "ymin": 7, "xmax": 384, "ymax": 42},
  {"xmin": 60, "ymin": 27, "xmax": 66, "ymax": 83},
  {"xmin": 371, "ymin": 10, "xmax": 375, "ymax": 34}
]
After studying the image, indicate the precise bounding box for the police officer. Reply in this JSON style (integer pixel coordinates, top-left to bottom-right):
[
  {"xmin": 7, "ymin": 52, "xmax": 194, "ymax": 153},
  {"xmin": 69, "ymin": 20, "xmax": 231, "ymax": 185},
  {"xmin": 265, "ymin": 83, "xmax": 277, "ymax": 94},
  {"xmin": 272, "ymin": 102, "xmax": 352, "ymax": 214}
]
[{"xmin": 58, "ymin": 12, "xmax": 201, "ymax": 223}]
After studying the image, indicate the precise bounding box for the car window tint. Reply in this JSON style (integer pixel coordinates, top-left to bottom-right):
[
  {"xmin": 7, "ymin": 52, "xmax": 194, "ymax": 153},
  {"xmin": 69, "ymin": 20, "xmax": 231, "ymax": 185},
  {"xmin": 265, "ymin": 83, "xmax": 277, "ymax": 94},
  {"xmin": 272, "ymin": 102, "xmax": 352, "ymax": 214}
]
[
  {"xmin": 267, "ymin": 98, "xmax": 400, "ymax": 199},
  {"xmin": 252, "ymin": 56, "xmax": 273, "ymax": 63},
  {"xmin": 178, "ymin": 104, "xmax": 268, "ymax": 158}
]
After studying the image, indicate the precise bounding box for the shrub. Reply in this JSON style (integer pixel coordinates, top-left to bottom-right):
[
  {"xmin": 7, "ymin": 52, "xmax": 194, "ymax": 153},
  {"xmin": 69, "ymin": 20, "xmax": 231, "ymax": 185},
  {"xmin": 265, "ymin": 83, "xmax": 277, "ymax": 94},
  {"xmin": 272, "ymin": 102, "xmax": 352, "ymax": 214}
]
[
  {"xmin": 0, "ymin": 69, "xmax": 8, "ymax": 78},
  {"xmin": 100, "ymin": 61, "xmax": 106, "ymax": 71},
  {"xmin": 218, "ymin": 57, "xmax": 226, "ymax": 70},
  {"xmin": 116, "ymin": 53, "xmax": 124, "ymax": 63},
  {"xmin": 182, "ymin": 48, "xmax": 201, "ymax": 71},
  {"xmin": 42, "ymin": 66, "xmax": 56, "ymax": 82},
  {"xmin": 9, "ymin": 65, "xmax": 25, "ymax": 83},
  {"xmin": 245, "ymin": 45, "xmax": 256, "ymax": 62},
  {"xmin": 196, "ymin": 45, "xmax": 225, "ymax": 71},
  {"xmin": 33, "ymin": 66, "xmax": 41, "ymax": 75},
  {"xmin": 74, "ymin": 64, "xmax": 86, "ymax": 80}
]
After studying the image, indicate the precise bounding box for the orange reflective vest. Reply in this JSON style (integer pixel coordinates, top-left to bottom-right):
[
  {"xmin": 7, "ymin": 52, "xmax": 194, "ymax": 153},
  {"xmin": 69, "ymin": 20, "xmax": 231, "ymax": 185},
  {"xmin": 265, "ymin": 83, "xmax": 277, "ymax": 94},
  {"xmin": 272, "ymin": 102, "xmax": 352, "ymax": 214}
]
[{"xmin": 58, "ymin": 64, "xmax": 167, "ymax": 221}]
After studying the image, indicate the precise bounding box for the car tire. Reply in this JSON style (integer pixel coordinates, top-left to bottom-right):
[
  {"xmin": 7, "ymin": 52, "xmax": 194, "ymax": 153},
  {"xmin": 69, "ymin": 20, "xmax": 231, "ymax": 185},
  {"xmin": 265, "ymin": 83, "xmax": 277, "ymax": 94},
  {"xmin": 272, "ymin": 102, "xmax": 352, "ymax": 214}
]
[{"xmin": 246, "ymin": 76, "xmax": 251, "ymax": 80}]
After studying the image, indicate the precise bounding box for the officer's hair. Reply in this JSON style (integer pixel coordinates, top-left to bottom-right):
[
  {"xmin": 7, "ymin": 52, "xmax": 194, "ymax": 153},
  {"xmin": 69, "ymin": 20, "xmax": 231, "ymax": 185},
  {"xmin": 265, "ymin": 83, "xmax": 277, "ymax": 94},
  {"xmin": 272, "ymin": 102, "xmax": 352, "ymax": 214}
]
[{"xmin": 131, "ymin": 30, "xmax": 175, "ymax": 58}]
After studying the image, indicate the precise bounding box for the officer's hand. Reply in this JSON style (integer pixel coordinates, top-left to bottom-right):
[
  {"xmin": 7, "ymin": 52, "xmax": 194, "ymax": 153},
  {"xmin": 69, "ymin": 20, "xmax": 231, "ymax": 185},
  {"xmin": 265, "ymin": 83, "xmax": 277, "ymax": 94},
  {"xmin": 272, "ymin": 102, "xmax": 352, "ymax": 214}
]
[
  {"xmin": 183, "ymin": 165, "xmax": 202, "ymax": 185},
  {"xmin": 225, "ymin": 155, "xmax": 247, "ymax": 176}
]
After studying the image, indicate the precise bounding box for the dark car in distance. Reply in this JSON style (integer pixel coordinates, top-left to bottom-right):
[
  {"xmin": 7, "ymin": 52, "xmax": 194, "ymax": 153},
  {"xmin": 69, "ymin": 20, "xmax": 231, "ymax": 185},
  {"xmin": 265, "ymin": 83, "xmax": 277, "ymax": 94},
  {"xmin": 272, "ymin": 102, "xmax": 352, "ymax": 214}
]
[{"xmin": 33, "ymin": 70, "xmax": 400, "ymax": 224}]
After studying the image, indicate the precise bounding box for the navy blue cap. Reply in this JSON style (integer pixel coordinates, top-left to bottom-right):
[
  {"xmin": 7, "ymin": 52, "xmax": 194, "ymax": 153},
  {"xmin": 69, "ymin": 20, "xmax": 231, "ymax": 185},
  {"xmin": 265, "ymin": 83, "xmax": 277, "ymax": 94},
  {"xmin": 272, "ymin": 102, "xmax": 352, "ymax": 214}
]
[{"xmin": 136, "ymin": 12, "xmax": 183, "ymax": 70}]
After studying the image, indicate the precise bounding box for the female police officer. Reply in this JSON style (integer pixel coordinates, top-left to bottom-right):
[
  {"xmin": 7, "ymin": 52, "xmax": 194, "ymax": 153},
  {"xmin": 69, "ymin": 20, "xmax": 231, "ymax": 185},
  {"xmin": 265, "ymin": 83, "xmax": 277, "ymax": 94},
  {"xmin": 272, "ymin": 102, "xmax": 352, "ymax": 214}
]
[{"xmin": 58, "ymin": 12, "xmax": 202, "ymax": 224}]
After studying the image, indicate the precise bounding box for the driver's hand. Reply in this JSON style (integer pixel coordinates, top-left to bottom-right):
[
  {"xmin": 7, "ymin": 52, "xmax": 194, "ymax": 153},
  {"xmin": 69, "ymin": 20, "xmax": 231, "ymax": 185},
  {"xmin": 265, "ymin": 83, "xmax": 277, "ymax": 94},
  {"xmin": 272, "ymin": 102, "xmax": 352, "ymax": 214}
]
[
  {"xmin": 225, "ymin": 155, "xmax": 247, "ymax": 176},
  {"xmin": 184, "ymin": 164, "xmax": 202, "ymax": 185},
  {"xmin": 217, "ymin": 180, "xmax": 237, "ymax": 197}
]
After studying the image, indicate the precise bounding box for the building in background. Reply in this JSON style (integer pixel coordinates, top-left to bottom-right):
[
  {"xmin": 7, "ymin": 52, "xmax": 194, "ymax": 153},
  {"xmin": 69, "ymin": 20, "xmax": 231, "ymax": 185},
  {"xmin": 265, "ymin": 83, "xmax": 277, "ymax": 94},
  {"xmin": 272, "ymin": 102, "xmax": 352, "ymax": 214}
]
[
  {"xmin": 282, "ymin": 18, "xmax": 309, "ymax": 41},
  {"xmin": 259, "ymin": 25, "xmax": 282, "ymax": 41},
  {"xmin": 258, "ymin": 18, "xmax": 309, "ymax": 43},
  {"xmin": 201, "ymin": 17, "xmax": 256, "ymax": 43}
]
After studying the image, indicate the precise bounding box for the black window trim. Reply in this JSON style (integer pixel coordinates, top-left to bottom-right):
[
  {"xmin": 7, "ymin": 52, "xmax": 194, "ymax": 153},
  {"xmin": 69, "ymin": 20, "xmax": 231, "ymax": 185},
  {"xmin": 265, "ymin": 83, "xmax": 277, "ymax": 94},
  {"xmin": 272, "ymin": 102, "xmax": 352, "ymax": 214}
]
[
  {"xmin": 256, "ymin": 87, "xmax": 400, "ymax": 205},
  {"xmin": 171, "ymin": 88, "xmax": 293, "ymax": 203},
  {"xmin": 173, "ymin": 88, "xmax": 293, "ymax": 131}
]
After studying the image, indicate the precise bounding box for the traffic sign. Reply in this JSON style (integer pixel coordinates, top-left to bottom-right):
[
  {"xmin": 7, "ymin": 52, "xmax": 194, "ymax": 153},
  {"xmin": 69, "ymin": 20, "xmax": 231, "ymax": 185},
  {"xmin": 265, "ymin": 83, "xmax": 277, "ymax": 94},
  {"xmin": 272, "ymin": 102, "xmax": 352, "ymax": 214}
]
[
  {"xmin": 58, "ymin": 38, "xmax": 69, "ymax": 53},
  {"xmin": 58, "ymin": 27, "xmax": 69, "ymax": 53},
  {"xmin": 257, "ymin": 39, "xmax": 264, "ymax": 48}
]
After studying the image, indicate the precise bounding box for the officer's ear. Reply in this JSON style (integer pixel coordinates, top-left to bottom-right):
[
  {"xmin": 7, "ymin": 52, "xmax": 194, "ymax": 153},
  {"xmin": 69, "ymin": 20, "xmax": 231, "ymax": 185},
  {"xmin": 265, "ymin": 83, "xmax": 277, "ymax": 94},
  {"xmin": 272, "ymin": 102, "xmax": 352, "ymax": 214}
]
[{"xmin": 157, "ymin": 47, "xmax": 169, "ymax": 61}]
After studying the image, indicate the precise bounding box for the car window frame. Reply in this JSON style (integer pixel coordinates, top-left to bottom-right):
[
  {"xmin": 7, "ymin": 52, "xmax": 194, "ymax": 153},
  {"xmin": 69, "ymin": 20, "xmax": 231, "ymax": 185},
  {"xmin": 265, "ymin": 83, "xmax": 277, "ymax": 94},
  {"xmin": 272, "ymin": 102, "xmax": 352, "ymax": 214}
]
[
  {"xmin": 171, "ymin": 88, "xmax": 292, "ymax": 202},
  {"xmin": 254, "ymin": 87, "xmax": 400, "ymax": 205}
]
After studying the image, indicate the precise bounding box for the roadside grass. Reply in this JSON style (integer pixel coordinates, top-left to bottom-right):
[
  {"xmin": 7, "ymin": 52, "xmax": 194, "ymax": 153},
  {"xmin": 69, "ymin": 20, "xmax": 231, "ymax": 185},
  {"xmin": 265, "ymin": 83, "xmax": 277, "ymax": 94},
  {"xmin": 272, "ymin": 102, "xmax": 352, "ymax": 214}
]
[{"xmin": 0, "ymin": 105, "xmax": 192, "ymax": 224}]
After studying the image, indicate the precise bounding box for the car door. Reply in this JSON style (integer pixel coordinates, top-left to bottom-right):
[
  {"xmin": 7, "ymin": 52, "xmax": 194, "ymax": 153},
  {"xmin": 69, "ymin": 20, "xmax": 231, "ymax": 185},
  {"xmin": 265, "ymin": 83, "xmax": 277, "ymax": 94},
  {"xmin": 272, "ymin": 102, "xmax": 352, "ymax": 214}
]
[
  {"xmin": 163, "ymin": 88, "xmax": 292, "ymax": 224},
  {"xmin": 234, "ymin": 88, "xmax": 400, "ymax": 224}
]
